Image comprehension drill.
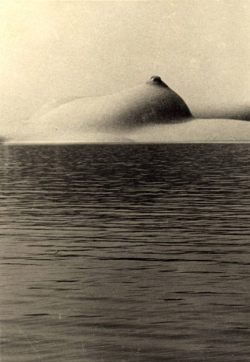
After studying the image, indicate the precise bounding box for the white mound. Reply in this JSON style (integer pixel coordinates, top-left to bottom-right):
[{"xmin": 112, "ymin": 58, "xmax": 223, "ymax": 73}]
[
  {"xmin": 5, "ymin": 76, "xmax": 192, "ymax": 143},
  {"xmin": 2, "ymin": 76, "xmax": 250, "ymax": 144}
]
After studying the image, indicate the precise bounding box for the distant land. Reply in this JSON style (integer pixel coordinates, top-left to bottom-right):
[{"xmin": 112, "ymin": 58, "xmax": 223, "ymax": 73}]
[
  {"xmin": 194, "ymin": 104, "xmax": 250, "ymax": 122},
  {"xmin": 2, "ymin": 76, "xmax": 250, "ymax": 144}
]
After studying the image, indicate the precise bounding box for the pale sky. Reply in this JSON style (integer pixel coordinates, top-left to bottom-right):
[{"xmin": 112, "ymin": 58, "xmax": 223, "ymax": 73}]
[{"xmin": 0, "ymin": 0, "xmax": 250, "ymax": 126}]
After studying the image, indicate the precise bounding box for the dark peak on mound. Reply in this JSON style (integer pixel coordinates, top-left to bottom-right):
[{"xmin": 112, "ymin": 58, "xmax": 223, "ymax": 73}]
[{"xmin": 147, "ymin": 75, "xmax": 168, "ymax": 88}]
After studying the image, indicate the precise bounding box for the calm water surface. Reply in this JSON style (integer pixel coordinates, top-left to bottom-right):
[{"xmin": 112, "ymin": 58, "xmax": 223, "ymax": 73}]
[{"xmin": 1, "ymin": 144, "xmax": 250, "ymax": 362}]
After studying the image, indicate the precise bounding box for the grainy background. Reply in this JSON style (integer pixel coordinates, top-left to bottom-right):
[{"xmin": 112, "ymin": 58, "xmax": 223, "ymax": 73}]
[{"xmin": 0, "ymin": 0, "xmax": 249, "ymax": 135}]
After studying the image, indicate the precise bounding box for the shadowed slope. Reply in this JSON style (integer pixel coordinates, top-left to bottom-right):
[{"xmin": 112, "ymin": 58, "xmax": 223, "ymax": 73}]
[
  {"xmin": 3, "ymin": 76, "xmax": 250, "ymax": 143},
  {"xmin": 5, "ymin": 76, "xmax": 192, "ymax": 143},
  {"xmin": 31, "ymin": 76, "xmax": 191, "ymax": 130}
]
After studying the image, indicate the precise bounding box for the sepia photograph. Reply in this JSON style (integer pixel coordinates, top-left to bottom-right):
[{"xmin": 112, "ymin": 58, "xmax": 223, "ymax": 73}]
[{"xmin": 0, "ymin": 1, "xmax": 250, "ymax": 361}]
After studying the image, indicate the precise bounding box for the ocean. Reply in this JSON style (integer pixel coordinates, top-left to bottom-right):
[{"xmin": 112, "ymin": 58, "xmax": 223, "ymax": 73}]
[{"xmin": 1, "ymin": 143, "xmax": 250, "ymax": 362}]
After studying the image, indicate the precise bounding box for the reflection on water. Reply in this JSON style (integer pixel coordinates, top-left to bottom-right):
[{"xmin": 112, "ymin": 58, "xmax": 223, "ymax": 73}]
[{"xmin": 1, "ymin": 144, "xmax": 250, "ymax": 362}]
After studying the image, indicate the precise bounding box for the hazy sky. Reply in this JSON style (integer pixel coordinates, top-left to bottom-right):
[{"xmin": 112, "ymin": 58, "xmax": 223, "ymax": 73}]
[{"xmin": 0, "ymin": 0, "xmax": 249, "ymax": 126}]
